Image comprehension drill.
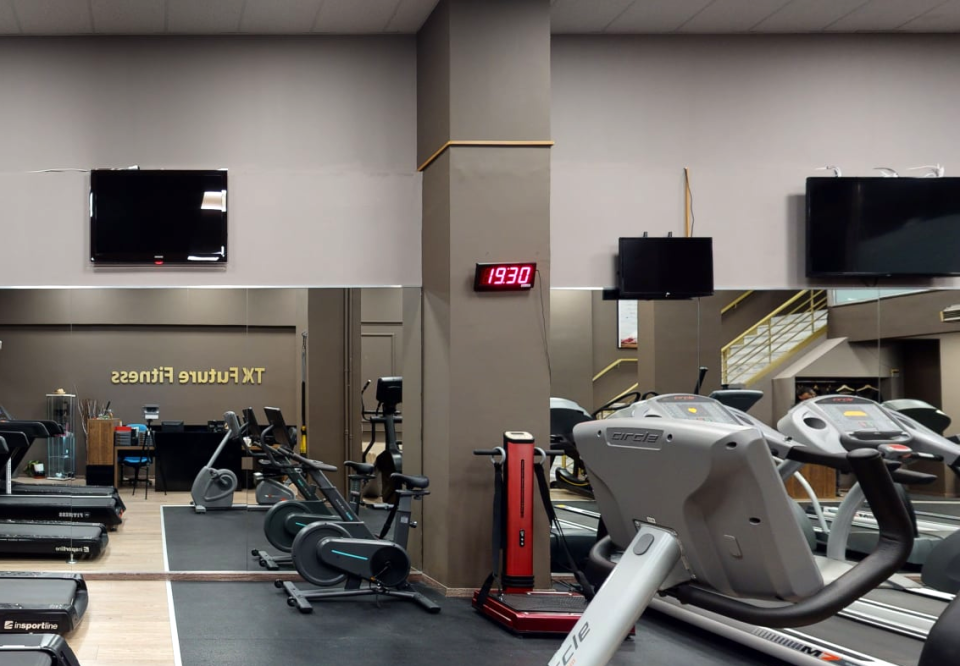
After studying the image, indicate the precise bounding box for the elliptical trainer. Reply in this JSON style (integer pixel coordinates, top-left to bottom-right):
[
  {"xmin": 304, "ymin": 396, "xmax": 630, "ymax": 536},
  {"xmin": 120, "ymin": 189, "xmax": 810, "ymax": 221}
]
[{"xmin": 190, "ymin": 411, "xmax": 243, "ymax": 513}]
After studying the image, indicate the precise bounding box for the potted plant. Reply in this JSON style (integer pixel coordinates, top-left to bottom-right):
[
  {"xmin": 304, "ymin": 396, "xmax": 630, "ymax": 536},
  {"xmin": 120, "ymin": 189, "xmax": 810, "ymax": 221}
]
[{"xmin": 26, "ymin": 460, "xmax": 45, "ymax": 478}]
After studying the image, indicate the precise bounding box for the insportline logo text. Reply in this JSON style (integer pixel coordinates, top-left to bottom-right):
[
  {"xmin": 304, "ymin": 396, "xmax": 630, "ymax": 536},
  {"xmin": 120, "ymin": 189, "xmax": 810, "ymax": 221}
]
[
  {"xmin": 55, "ymin": 545, "xmax": 90, "ymax": 553},
  {"xmin": 4, "ymin": 620, "xmax": 60, "ymax": 631}
]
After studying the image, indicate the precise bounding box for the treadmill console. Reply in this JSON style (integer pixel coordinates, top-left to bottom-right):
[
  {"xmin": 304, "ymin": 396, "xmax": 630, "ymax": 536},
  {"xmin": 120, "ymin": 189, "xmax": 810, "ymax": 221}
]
[
  {"xmin": 779, "ymin": 395, "xmax": 911, "ymax": 453},
  {"xmin": 611, "ymin": 394, "xmax": 738, "ymax": 424}
]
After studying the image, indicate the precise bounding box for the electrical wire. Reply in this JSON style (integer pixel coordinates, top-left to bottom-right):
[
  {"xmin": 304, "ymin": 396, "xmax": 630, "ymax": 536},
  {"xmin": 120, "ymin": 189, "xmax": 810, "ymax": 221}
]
[
  {"xmin": 536, "ymin": 269, "xmax": 552, "ymax": 381},
  {"xmin": 686, "ymin": 169, "xmax": 697, "ymax": 236}
]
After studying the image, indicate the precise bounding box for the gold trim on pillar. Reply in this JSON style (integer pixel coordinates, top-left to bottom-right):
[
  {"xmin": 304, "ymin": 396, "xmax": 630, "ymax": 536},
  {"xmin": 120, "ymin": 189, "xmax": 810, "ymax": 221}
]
[{"xmin": 418, "ymin": 140, "xmax": 555, "ymax": 172}]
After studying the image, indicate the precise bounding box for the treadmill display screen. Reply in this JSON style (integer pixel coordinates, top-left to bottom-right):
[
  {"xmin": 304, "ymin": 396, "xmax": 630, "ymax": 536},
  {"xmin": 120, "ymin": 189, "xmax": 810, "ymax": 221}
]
[
  {"xmin": 820, "ymin": 403, "xmax": 901, "ymax": 432},
  {"xmin": 648, "ymin": 395, "xmax": 740, "ymax": 424}
]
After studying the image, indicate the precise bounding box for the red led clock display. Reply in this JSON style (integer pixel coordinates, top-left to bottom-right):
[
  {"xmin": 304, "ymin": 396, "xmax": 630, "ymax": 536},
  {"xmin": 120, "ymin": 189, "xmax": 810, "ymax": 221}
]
[{"xmin": 474, "ymin": 262, "xmax": 537, "ymax": 291}]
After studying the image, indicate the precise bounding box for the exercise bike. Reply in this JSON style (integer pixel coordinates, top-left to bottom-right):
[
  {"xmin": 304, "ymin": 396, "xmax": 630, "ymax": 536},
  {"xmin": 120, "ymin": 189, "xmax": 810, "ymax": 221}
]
[
  {"xmin": 240, "ymin": 408, "xmax": 296, "ymax": 506},
  {"xmin": 361, "ymin": 377, "xmax": 403, "ymax": 505},
  {"xmin": 190, "ymin": 411, "xmax": 243, "ymax": 513},
  {"xmin": 252, "ymin": 407, "xmax": 381, "ymax": 569},
  {"xmin": 254, "ymin": 429, "xmax": 437, "ymax": 613}
]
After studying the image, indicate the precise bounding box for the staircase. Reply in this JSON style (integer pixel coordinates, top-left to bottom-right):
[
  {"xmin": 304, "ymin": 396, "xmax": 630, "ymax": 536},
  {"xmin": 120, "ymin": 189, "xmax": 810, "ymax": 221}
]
[{"xmin": 722, "ymin": 290, "xmax": 828, "ymax": 386}]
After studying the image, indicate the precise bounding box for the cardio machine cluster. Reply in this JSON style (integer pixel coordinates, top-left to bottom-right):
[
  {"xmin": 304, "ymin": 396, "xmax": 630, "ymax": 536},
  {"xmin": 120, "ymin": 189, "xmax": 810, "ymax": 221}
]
[{"xmin": 190, "ymin": 377, "xmax": 440, "ymax": 614}]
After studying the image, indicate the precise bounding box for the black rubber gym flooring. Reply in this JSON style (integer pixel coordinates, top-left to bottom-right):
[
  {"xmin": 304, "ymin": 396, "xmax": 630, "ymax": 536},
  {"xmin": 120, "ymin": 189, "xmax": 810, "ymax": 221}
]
[
  {"xmin": 162, "ymin": 505, "xmax": 394, "ymax": 571},
  {"xmin": 170, "ymin": 581, "xmax": 791, "ymax": 666}
]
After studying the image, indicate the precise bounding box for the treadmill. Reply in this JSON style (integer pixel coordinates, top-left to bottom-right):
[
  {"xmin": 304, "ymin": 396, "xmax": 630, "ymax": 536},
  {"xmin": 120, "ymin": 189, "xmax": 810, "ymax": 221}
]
[
  {"xmin": 0, "ymin": 436, "xmax": 109, "ymax": 559},
  {"xmin": 779, "ymin": 396, "xmax": 960, "ymax": 565},
  {"xmin": 554, "ymin": 411, "xmax": 960, "ymax": 666},
  {"xmin": 598, "ymin": 393, "xmax": 954, "ymax": 666},
  {"xmin": 0, "ymin": 420, "xmax": 126, "ymax": 509},
  {"xmin": 0, "ymin": 427, "xmax": 124, "ymax": 529},
  {"xmin": 0, "ymin": 572, "xmax": 89, "ymax": 635},
  {"xmin": 0, "ymin": 634, "xmax": 82, "ymax": 666}
]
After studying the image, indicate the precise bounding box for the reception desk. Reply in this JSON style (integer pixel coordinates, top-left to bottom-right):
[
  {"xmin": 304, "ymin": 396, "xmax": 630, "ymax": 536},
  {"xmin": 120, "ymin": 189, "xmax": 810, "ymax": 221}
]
[{"xmin": 114, "ymin": 426, "xmax": 246, "ymax": 493}]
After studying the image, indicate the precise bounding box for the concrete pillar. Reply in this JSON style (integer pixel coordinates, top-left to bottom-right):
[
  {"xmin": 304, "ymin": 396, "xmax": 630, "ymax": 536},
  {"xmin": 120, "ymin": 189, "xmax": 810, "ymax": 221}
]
[
  {"xmin": 306, "ymin": 288, "xmax": 362, "ymax": 492},
  {"xmin": 418, "ymin": 0, "xmax": 552, "ymax": 589}
]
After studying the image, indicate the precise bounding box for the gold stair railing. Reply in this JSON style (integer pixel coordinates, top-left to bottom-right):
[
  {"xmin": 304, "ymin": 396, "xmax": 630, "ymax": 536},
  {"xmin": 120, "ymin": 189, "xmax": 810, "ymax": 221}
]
[
  {"xmin": 720, "ymin": 290, "xmax": 755, "ymax": 315},
  {"xmin": 722, "ymin": 290, "xmax": 828, "ymax": 386},
  {"xmin": 592, "ymin": 358, "xmax": 637, "ymax": 383}
]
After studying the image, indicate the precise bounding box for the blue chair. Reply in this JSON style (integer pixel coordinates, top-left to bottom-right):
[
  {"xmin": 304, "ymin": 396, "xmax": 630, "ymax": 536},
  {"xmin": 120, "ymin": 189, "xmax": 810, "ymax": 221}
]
[{"xmin": 121, "ymin": 424, "xmax": 154, "ymax": 498}]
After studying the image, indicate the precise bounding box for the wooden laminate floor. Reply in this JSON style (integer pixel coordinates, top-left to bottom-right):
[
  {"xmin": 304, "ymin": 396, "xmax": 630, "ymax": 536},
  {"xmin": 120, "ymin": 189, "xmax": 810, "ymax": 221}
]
[{"xmin": 3, "ymin": 487, "xmax": 254, "ymax": 666}]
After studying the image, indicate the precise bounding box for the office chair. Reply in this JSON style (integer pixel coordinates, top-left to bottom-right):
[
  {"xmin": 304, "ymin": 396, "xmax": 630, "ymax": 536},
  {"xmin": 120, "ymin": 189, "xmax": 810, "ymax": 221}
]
[{"xmin": 121, "ymin": 423, "xmax": 154, "ymax": 498}]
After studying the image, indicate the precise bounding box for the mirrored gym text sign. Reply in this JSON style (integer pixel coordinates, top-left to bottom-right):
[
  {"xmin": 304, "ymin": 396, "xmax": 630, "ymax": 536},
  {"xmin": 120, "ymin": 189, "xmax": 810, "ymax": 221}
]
[{"xmin": 110, "ymin": 367, "xmax": 266, "ymax": 385}]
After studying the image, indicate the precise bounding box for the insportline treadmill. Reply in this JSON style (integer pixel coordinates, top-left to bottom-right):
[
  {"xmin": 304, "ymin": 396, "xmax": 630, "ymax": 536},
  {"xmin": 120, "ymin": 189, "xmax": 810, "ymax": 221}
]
[
  {"xmin": 602, "ymin": 393, "xmax": 954, "ymax": 666},
  {"xmin": 0, "ymin": 419, "xmax": 126, "ymax": 510},
  {"xmin": 0, "ymin": 437, "xmax": 109, "ymax": 559},
  {"xmin": 0, "ymin": 572, "xmax": 89, "ymax": 635},
  {"xmin": 0, "ymin": 634, "xmax": 82, "ymax": 666},
  {"xmin": 0, "ymin": 429, "xmax": 124, "ymax": 529}
]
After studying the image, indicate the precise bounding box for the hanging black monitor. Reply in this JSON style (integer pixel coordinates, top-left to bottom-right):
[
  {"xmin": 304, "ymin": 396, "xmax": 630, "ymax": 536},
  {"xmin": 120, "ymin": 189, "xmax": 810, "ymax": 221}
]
[
  {"xmin": 90, "ymin": 169, "xmax": 228, "ymax": 265},
  {"xmin": 615, "ymin": 236, "xmax": 714, "ymax": 300},
  {"xmin": 806, "ymin": 177, "xmax": 960, "ymax": 277}
]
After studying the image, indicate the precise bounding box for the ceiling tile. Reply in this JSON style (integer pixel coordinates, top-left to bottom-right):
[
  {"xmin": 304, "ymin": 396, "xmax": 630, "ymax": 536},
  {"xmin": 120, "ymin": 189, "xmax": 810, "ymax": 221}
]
[
  {"xmin": 13, "ymin": 0, "xmax": 92, "ymax": 34},
  {"xmin": 551, "ymin": 0, "xmax": 633, "ymax": 34},
  {"xmin": 314, "ymin": 0, "xmax": 400, "ymax": 33},
  {"xmin": 167, "ymin": 0, "xmax": 245, "ymax": 33},
  {"xmin": 385, "ymin": 0, "xmax": 440, "ymax": 33},
  {"xmin": 900, "ymin": 0, "xmax": 960, "ymax": 31},
  {"xmin": 606, "ymin": 0, "xmax": 714, "ymax": 33},
  {"xmin": 827, "ymin": 0, "xmax": 948, "ymax": 31},
  {"xmin": 752, "ymin": 0, "xmax": 872, "ymax": 32},
  {"xmin": 0, "ymin": 0, "xmax": 20, "ymax": 34},
  {"xmin": 679, "ymin": 0, "xmax": 794, "ymax": 32},
  {"xmin": 240, "ymin": 0, "xmax": 323, "ymax": 33},
  {"xmin": 91, "ymin": 0, "xmax": 164, "ymax": 34}
]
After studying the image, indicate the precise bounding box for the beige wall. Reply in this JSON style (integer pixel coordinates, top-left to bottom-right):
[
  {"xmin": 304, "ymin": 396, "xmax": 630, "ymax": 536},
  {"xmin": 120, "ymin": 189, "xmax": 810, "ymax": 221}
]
[
  {"xmin": 551, "ymin": 35, "xmax": 960, "ymax": 289},
  {"xmin": 938, "ymin": 335, "xmax": 960, "ymax": 437},
  {"xmin": 0, "ymin": 37, "xmax": 420, "ymax": 288}
]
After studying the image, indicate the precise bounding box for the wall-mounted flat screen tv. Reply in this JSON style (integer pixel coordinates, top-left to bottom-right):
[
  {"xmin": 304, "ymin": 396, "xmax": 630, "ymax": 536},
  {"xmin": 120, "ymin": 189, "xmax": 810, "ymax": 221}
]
[
  {"xmin": 90, "ymin": 170, "xmax": 227, "ymax": 265},
  {"xmin": 806, "ymin": 177, "xmax": 960, "ymax": 277},
  {"xmin": 617, "ymin": 237, "xmax": 714, "ymax": 299}
]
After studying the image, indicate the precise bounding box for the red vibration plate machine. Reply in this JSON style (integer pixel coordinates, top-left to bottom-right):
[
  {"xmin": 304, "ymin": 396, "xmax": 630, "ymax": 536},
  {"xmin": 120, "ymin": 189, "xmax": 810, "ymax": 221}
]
[{"xmin": 472, "ymin": 431, "xmax": 588, "ymax": 634}]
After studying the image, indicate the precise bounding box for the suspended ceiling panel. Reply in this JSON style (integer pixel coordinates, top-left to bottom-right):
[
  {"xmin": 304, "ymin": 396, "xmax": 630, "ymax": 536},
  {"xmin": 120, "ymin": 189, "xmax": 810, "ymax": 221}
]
[{"xmin": 0, "ymin": 0, "xmax": 958, "ymax": 35}]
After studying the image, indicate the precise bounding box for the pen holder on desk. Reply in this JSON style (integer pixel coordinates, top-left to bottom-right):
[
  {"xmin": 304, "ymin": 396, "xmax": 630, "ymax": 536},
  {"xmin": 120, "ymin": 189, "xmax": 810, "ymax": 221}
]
[{"xmin": 114, "ymin": 426, "xmax": 133, "ymax": 446}]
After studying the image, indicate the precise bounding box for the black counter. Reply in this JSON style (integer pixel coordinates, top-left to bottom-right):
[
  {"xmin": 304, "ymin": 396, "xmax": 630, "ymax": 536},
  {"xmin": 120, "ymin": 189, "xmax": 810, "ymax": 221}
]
[{"xmin": 154, "ymin": 426, "xmax": 247, "ymax": 492}]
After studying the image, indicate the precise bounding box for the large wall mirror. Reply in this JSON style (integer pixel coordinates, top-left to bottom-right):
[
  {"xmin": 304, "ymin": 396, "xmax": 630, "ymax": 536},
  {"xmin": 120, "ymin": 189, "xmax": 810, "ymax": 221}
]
[
  {"xmin": 549, "ymin": 287, "xmax": 960, "ymax": 500},
  {"xmin": 0, "ymin": 286, "xmax": 423, "ymax": 576}
]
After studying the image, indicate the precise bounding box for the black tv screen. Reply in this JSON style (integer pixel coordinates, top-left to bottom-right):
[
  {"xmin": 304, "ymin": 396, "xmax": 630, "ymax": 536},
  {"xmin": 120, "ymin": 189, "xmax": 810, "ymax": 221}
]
[
  {"xmin": 617, "ymin": 237, "xmax": 714, "ymax": 299},
  {"xmin": 90, "ymin": 170, "xmax": 228, "ymax": 265},
  {"xmin": 806, "ymin": 177, "xmax": 960, "ymax": 277}
]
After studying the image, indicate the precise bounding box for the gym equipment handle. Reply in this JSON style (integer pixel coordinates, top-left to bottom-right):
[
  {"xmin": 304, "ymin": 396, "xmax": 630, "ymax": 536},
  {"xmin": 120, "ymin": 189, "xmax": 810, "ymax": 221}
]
[
  {"xmin": 670, "ymin": 448, "xmax": 914, "ymax": 627},
  {"xmin": 786, "ymin": 445, "xmax": 936, "ymax": 486}
]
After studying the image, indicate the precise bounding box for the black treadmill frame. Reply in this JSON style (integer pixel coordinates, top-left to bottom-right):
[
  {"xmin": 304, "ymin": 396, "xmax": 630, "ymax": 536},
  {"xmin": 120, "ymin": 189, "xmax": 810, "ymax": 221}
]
[{"xmin": 0, "ymin": 573, "xmax": 88, "ymax": 635}]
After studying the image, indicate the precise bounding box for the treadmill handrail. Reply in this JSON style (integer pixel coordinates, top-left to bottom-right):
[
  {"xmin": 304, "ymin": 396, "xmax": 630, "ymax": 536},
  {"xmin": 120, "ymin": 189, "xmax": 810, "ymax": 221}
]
[{"xmin": 668, "ymin": 448, "xmax": 914, "ymax": 627}]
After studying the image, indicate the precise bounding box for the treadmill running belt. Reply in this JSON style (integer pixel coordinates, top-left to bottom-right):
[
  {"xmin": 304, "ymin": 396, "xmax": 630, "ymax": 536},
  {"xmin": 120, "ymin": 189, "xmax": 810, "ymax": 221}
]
[
  {"xmin": 0, "ymin": 581, "xmax": 77, "ymax": 606},
  {"xmin": 0, "ymin": 654, "xmax": 50, "ymax": 666},
  {"xmin": 499, "ymin": 594, "xmax": 588, "ymax": 612},
  {"xmin": 866, "ymin": 588, "xmax": 948, "ymax": 617},
  {"xmin": 796, "ymin": 615, "xmax": 925, "ymax": 666}
]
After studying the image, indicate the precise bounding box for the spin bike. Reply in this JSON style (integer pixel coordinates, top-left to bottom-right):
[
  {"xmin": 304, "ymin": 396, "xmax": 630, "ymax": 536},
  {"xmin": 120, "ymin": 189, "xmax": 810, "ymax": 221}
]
[{"xmin": 252, "ymin": 407, "xmax": 391, "ymax": 570}]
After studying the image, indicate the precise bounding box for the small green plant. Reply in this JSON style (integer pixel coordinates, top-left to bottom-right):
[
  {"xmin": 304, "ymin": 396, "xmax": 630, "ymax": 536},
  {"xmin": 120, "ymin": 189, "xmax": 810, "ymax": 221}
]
[{"xmin": 26, "ymin": 460, "xmax": 45, "ymax": 477}]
